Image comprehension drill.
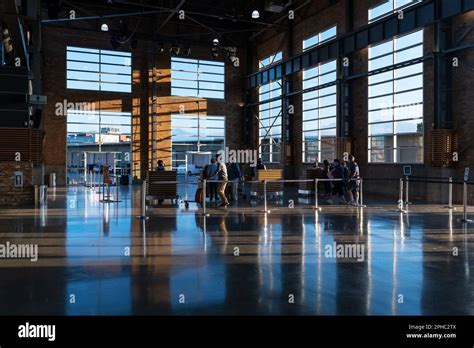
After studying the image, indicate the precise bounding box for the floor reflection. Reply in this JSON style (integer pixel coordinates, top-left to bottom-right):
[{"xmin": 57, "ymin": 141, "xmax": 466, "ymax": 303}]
[{"xmin": 0, "ymin": 186, "xmax": 472, "ymax": 315}]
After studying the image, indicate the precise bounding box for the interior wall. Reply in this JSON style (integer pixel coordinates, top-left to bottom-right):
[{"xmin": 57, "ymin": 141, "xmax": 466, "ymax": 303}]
[
  {"xmin": 40, "ymin": 26, "xmax": 246, "ymax": 185},
  {"xmin": 248, "ymin": 0, "xmax": 474, "ymax": 203}
]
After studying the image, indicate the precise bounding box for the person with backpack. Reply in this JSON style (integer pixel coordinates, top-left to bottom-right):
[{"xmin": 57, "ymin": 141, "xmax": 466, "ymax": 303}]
[
  {"xmin": 227, "ymin": 162, "xmax": 242, "ymax": 202},
  {"xmin": 328, "ymin": 159, "xmax": 346, "ymax": 205},
  {"xmin": 203, "ymin": 158, "xmax": 218, "ymax": 203}
]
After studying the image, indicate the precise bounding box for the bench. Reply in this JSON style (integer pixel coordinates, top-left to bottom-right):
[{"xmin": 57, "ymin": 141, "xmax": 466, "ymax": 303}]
[
  {"xmin": 250, "ymin": 169, "xmax": 284, "ymax": 199},
  {"xmin": 146, "ymin": 170, "xmax": 180, "ymax": 206}
]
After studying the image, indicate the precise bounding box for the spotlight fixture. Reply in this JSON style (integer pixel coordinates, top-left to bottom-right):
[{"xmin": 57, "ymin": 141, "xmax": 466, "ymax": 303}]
[
  {"xmin": 213, "ymin": 38, "xmax": 219, "ymax": 45},
  {"xmin": 225, "ymin": 46, "xmax": 238, "ymax": 65},
  {"xmin": 251, "ymin": 10, "xmax": 260, "ymax": 19},
  {"xmin": 170, "ymin": 46, "xmax": 180, "ymax": 57},
  {"xmin": 181, "ymin": 47, "xmax": 191, "ymax": 57},
  {"xmin": 156, "ymin": 44, "xmax": 165, "ymax": 54},
  {"xmin": 101, "ymin": 23, "xmax": 109, "ymax": 32},
  {"xmin": 211, "ymin": 46, "xmax": 219, "ymax": 59},
  {"xmin": 1, "ymin": 24, "xmax": 15, "ymax": 65}
]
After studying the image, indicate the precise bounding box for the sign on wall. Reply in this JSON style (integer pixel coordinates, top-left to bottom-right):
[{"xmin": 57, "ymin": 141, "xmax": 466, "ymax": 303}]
[{"xmin": 14, "ymin": 171, "xmax": 23, "ymax": 188}]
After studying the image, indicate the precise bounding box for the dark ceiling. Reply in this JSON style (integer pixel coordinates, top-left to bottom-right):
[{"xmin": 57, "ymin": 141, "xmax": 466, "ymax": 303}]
[{"xmin": 40, "ymin": 0, "xmax": 306, "ymax": 47}]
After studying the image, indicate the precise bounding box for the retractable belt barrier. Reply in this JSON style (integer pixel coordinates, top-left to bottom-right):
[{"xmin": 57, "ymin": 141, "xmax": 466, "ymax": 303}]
[
  {"xmin": 132, "ymin": 175, "xmax": 473, "ymax": 221},
  {"xmin": 137, "ymin": 177, "xmax": 366, "ymax": 218}
]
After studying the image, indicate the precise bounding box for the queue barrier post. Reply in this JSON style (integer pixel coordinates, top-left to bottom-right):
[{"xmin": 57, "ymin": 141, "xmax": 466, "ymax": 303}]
[
  {"xmin": 405, "ymin": 176, "xmax": 411, "ymax": 205},
  {"xmin": 314, "ymin": 178, "xmax": 319, "ymax": 210},
  {"xmin": 202, "ymin": 179, "xmax": 209, "ymax": 217},
  {"xmin": 448, "ymin": 177, "xmax": 453, "ymax": 210},
  {"xmin": 399, "ymin": 178, "xmax": 406, "ymax": 213},
  {"xmin": 458, "ymin": 181, "xmax": 472, "ymax": 224},
  {"xmin": 359, "ymin": 178, "xmax": 366, "ymax": 207},
  {"xmin": 262, "ymin": 180, "xmax": 270, "ymax": 213},
  {"xmin": 137, "ymin": 180, "xmax": 149, "ymax": 220}
]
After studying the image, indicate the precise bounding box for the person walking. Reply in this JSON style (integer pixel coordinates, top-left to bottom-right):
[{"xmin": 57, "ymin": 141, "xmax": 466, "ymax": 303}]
[
  {"xmin": 216, "ymin": 155, "xmax": 229, "ymax": 207},
  {"xmin": 227, "ymin": 162, "xmax": 241, "ymax": 202},
  {"xmin": 203, "ymin": 158, "xmax": 219, "ymax": 203},
  {"xmin": 328, "ymin": 159, "xmax": 346, "ymax": 205},
  {"xmin": 322, "ymin": 159, "xmax": 331, "ymax": 197},
  {"xmin": 347, "ymin": 154, "xmax": 360, "ymax": 206}
]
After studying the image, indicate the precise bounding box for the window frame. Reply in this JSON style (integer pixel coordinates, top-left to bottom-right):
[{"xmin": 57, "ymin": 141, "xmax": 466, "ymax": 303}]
[
  {"xmin": 171, "ymin": 57, "xmax": 225, "ymax": 100},
  {"xmin": 66, "ymin": 46, "xmax": 132, "ymax": 93}
]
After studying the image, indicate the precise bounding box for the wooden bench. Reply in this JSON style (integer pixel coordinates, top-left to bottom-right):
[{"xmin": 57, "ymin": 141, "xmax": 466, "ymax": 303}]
[
  {"xmin": 146, "ymin": 170, "xmax": 180, "ymax": 206},
  {"xmin": 250, "ymin": 169, "xmax": 283, "ymax": 199}
]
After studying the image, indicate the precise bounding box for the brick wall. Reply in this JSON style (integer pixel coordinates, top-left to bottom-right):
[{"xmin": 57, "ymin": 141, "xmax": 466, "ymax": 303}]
[
  {"xmin": 0, "ymin": 162, "xmax": 34, "ymax": 206},
  {"xmin": 248, "ymin": 1, "xmax": 474, "ymax": 203},
  {"xmin": 40, "ymin": 26, "xmax": 246, "ymax": 185}
]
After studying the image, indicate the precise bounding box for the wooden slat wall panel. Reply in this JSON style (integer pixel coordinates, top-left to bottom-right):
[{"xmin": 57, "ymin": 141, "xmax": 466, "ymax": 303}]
[
  {"xmin": 428, "ymin": 129, "xmax": 458, "ymax": 167},
  {"xmin": 0, "ymin": 128, "xmax": 42, "ymax": 164}
]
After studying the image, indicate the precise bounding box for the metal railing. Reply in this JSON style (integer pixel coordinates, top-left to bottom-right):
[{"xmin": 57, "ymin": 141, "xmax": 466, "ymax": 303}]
[
  {"xmin": 372, "ymin": 176, "xmax": 473, "ymax": 224},
  {"xmin": 134, "ymin": 175, "xmax": 474, "ymax": 222},
  {"xmin": 135, "ymin": 177, "xmax": 366, "ymax": 219}
]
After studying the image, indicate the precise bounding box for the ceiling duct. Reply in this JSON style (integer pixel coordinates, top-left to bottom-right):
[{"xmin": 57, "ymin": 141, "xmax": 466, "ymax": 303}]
[{"xmin": 264, "ymin": 1, "xmax": 291, "ymax": 13}]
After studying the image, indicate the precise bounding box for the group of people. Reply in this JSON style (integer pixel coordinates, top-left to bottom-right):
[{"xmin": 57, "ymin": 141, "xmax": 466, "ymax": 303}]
[
  {"xmin": 201, "ymin": 155, "xmax": 242, "ymax": 207},
  {"xmin": 319, "ymin": 154, "xmax": 360, "ymax": 206},
  {"xmin": 155, "ymin": 154, "xmax": 360, "ymax": 207}
]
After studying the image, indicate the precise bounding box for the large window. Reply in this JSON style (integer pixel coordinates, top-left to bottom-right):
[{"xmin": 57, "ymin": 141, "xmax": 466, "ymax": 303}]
[
  {"xmin": 67, "ymin": 110, "xmax": 132, "ymax": 146},
  {"xmin": 302, "ymin": 27, "xmax": 337, "ymax": 163},
  {"xmin": 369, "ymin": 0, "xmax": 421, "ymax": 23},
  {"xmin": 171, "ymin": 114, "xmax": 225, "ymax": 169},
  {"xmin": 171, "ymin": 58, "xmax": 225, "ymax": 99},
  {"xmin": 66, "ymin": 110, "xmax": 132, "ymax": 182},
  {"xmin": 368, "ymin": 8, "xmax": 424, "ymax": 164},
  {"xmin": 259, "ymin": 52, "xmax": 282, "ymax": 163},
  {"xmin": 66, "ymin": 46, "xmax": 132, "ymax": 92}
]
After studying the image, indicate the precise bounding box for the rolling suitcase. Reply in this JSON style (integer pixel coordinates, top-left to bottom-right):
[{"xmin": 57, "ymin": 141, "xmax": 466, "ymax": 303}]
[{"xmin": 195, "ymin": 187, "xmax": 204, "ymax": 207}]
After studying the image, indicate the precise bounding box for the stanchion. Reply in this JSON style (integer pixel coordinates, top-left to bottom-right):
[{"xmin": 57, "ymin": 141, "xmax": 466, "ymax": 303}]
[
  {"xmin": 358, "ymin": 178, "xmax": 367, "ymax": 207},
  {"xmin": 115, "ymin": 176, "xmax": 121, "ymax": 203},
  {"xmin": 137, "ymin": 180, "xmax": 149, "ymax": 220},
  {"xmin": 446, "ymin": 177, "xmax": 454, "ymax": 210},
  {"xmin": 404, "ymin": 176, "xmax": 412, "ymax": 205},
  {"xmin": 457, "ymin": 181, "xmax": 472, "ymax": 223},
  {"xmin": 398, "ymin": 178, "xmax": 406, "ymax": 213},
  {"xmin": 313, "ymin": 178, "xmax": 320, "ymax": 210},
  {"xmin": 260, "ymin": 180, "xmax": 270, "ymax": 213},
  {"xmin": 202, "ymin": 179, "xmax": 209, "ymax": 217}
]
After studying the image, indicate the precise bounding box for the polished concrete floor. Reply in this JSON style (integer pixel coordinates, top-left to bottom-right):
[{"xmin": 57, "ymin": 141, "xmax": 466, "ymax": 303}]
[{"xmin": 0, "ymin": 185, "xmax": 473, "ymax": 315}]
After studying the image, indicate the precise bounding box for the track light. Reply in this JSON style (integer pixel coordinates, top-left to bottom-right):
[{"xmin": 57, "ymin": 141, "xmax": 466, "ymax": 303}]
[
  {"xmin": 1, "ymin": 24, "xmax": 15, "ymax": 66},
  {"xmin": 170, "ymin": 46, "xmax": 180, "ymax": 57},
  {"xmin": 156, "ymin": 44, "xmax": 165, "ymax": 54},
  {"xmin": 101, "ymin": 23, "xmax": 109, "ymax": 32},
  {"xmin": 181, "ymin": 47, "xmax": 191, "ymax": 56},
  {"xmin": 252, "ymin": 10, "xmax": 260, "ymax": 19},
  {"xmin": 211, "ymin": 46, "xmax": 219, "ymax": 59}
]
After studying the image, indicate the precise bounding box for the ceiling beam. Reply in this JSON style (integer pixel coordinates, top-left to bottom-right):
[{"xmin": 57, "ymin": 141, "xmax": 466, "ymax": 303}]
[{"xmin": 157, "ymin": 0, "xmax": 186, "ymax": 32}]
